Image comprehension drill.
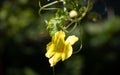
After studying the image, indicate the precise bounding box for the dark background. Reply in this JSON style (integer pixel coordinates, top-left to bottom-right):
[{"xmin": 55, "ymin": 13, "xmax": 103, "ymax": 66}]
[{"xmin": 0, "ymin": 0, "xmax": 120, "ymax": 75}]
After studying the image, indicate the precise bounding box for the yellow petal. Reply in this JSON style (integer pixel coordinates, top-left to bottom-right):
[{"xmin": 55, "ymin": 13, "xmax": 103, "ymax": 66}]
[
  {"xmin": 46, "ymin": 42, "xmax": 52, "ymax": 51},
  {"xmin": 62, "ymin": 43, "xmax": 72, "ymax": 61},
  {"xmin": 52, "ymin": 30, "xmax": 65, "ymax": 52},
  {"xmin": 55, "ymin": 36, "xmax": 65, "ymax": 52},
  {"xmin": 65, "ymin": 36, "xmax": 78, "ymax": 45},
  {"xmin": 52, "ymin": 30, "xmax": 65, "ymax": 43},
  {"xmin": 49, "ymin": 53, "xmax": 62, "ymax": 67},
  {"xmin": 45, "ymin": 42, "xmax": 55, "ymax": 58},
  {"xmin": 45, "ymin": 50, "xmax": 55, "ymax": 58}
]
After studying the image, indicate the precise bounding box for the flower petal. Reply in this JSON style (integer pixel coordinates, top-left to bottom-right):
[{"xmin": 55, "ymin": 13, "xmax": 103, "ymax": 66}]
[
  {"xmin": 45, "ymin": 42, "xmax": 55, "ymax": 58},
  {"xmin": 62, "ymin": 43, "xmax": 72, "ymax": 61},
  {"xmin": 65, "ymin": 35, "xmax": 78, "ymax": 45},
  {"xmin": 46, "ymin": 42, "xmax": 52, "ymax": 51},
  {"xmin": 52, "ymin": 30, "xmax": 65, "ymax": 52},
  {"xmin": 52, "ymin": 30, "xmax": 65, "ymax": 43},
  {"xmin": 49, "ymin": 53, "xmax": 62, "ymax": 67}
]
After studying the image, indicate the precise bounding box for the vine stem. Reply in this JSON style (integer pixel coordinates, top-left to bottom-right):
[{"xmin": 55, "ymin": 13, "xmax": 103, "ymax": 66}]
[
  {"xmin": 52, "ymin": 66, "xmax": 55, "ymax": 75},
  {"xmin": 40, "ymin": 1, "xmax": 59, "ymax": 10},
  {"xmin": 39, "ymin": 1, "xmax": 60, "ymax": 15},
  {"xmin": 73, "ymin": 27, "xmax": 83, "ymax": 54}
]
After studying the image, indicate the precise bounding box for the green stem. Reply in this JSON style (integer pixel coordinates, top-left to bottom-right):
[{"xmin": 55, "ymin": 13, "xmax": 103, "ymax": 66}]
[
  {"xmin": 39, "ymin": 1, "xmax": 59, "ymax": 14},
  {"xmin": 75, "ymin": 0, "xmax": 93, "ymax": 22},
  {"xmin": 73, "ymin": 27, "xmax": 83, "ymax": 54},
  {"xmin": 65, "ymin": 21, "xmax": 74, "ymax": 29},
  {"xmin": 42, "ymin": 1, "xmax": 59, "ymax": 9},
  {"xmin": 69, "ymin": 22, "xmax": 78, "ymax": 33}
]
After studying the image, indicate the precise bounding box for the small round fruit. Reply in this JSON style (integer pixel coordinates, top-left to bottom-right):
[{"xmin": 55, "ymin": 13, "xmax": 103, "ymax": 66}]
[{"xmin": 69, "ymin": 10, "xmax": 78, "ymax": 18}]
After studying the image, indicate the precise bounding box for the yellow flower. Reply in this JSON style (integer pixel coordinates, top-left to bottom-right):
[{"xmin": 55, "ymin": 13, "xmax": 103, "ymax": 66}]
[{"xmin": 45, "ymin": 30, "xmax": 78, "ymax": 67}]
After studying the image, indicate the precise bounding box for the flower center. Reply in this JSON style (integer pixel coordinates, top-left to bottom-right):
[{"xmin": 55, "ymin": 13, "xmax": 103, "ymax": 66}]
[{"xmin": 60, "ymin": 48, "xmax": 64, "ymax": 52}]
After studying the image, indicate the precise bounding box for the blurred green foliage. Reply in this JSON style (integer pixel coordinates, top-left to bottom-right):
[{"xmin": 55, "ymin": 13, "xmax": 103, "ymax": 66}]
[{"xmin": 0, "ymin": 0, "xmax": 120, "ymax": 75}]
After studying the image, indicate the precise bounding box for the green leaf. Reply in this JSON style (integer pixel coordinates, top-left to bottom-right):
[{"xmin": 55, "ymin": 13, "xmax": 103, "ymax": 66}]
[{"xmin": 47, "ymin": 9, "xmax": 69, "ymax": 36}]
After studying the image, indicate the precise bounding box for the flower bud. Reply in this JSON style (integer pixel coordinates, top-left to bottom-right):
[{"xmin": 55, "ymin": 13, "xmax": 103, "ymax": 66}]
[{"xmin": 69, "ymin": 10, "xmax": 78, "ymax": 18}]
